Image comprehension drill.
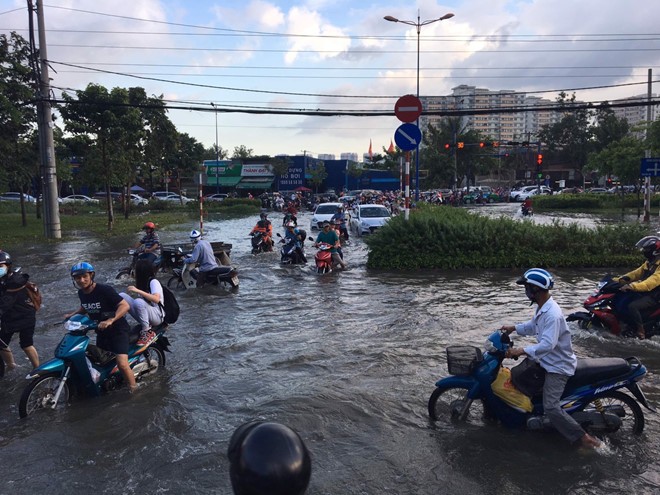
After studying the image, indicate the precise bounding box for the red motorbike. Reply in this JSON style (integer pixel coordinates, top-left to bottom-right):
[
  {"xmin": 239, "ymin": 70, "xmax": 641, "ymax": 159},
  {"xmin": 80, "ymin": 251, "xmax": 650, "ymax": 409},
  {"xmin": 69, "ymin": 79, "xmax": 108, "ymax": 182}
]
[
  {"xmin": 567, "ymin": 275, "xmax": 660, "ymax": 338},
  {"xmin": 314, "ymin": 242, "xmax": 333, "ymax": 274}
]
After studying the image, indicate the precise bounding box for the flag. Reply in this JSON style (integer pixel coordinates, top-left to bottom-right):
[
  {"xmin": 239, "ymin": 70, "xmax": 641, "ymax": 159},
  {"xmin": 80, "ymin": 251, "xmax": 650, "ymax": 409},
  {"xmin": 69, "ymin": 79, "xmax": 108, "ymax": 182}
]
[
  {"xmin": 388, "ymin": 139, "xmax": 395, "ymax": 154},
  {"xmin": 368, "ymin": 139, "xmax": 373, "ymax": 161}
]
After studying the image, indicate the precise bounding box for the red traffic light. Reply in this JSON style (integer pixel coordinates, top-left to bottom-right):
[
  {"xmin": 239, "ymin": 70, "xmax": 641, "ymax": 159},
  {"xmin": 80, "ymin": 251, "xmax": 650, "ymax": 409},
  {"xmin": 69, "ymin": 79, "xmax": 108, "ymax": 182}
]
[
  {"xmin": 537, "ymin": 153, "xmax": 543, "ymax": 165},
  {"xmin": 443, "ymin": 143, "xmax": 451, "ymax": 150}
]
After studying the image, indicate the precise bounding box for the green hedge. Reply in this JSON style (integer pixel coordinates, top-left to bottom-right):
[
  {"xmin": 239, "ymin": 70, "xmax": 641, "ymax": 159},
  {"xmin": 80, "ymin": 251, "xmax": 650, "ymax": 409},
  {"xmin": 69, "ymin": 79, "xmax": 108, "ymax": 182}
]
[
  {"xmin": 533, "ymin": 193, "xmax": 656, "ymax": 210},
  {"xmin": 365, "ymin": 205, "xmax": 647, "ymax": 270}
]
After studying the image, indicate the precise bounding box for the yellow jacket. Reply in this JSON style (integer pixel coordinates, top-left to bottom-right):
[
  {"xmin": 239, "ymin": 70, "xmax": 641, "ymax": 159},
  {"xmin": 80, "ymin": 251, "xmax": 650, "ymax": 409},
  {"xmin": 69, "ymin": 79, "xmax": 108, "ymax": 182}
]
[{"xmin": 617, "ymin": 259, "xmax": 660, "ymax": 292}]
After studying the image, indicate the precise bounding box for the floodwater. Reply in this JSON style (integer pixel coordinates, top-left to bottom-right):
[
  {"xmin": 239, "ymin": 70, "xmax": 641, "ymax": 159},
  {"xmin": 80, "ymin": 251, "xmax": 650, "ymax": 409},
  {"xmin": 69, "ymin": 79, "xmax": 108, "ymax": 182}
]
[{"xmin": 1, "ymin": 203, "xmax": 660, "ymax": 494}]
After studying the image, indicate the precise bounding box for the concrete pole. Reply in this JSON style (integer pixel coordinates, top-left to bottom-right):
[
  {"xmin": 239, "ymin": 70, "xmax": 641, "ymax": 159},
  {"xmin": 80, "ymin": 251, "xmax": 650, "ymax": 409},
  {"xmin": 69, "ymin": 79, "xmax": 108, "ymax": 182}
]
[
  {"xmin": 644, "ymin": 69, "xmax": 652, "ymax": 222},
  {"xmin": 36, "ymin": 0, "xmax": 61, "ymax": 238}
]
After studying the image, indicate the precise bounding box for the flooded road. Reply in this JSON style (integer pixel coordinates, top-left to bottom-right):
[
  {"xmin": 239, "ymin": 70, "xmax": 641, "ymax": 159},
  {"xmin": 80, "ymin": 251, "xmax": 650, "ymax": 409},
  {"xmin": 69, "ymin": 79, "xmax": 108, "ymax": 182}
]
[{"xmin": 1, "ymin": 203, "xmax": 659, "ymax": 494}]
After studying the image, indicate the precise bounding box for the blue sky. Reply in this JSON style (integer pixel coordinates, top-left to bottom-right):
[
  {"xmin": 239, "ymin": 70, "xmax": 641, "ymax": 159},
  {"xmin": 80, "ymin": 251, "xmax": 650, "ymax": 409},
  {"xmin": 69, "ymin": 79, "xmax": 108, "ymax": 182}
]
[{"xmin": 2, "ymin": 0, "xmax": 660, "ymax": 159}]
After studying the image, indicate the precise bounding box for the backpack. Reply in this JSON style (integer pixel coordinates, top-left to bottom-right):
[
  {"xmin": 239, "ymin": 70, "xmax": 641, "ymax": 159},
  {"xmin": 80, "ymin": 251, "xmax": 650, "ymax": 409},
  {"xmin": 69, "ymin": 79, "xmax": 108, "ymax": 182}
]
[
  {"xmin": 7, "ymin": 281, "xmax": 42, "ymax": 311},
  {"xmin": 159, "ymin": 285, "xmax": 180, "ymax": 324}
]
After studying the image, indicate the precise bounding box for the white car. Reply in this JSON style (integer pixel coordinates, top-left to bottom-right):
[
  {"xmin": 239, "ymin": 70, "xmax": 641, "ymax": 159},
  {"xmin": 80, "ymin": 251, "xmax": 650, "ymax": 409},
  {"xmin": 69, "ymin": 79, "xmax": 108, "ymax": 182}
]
[
  {"xmin": 310, "ymin": 202, "xmax": 343, "ymax": 230},
  {"xmin": 0, "ymin": 192, "xmax": 37, "ymax": 203},
  {"xmin": 349, "ymin": 204, "xmax": 391, "ymax": 236},
  {"xmin": 61, "ymin": 195, "xmax": 100, "ymax": 204},
  {"xmin": 516, "ymin": 186, "xmax": 553, "ymax": 201},
  {"xmin": 204, "ymin": 193, "xmax": 229, "ymax": 202},
  {"xmin": 510, "ymin": 186, "xmax": 552, "ymax": 201},
  {"xmin": 151, "ymin": 191, "xmax": 193, "ymax": 204},
  {"xmin": 131, "ymin": 194, "xmax": 149, "ymax": 205}
]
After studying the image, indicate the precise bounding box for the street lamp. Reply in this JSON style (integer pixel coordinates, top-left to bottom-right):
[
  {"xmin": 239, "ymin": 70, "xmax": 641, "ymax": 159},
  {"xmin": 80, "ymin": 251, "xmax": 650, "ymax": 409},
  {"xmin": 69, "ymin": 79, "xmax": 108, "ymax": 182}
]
[
  {"xmin": 385, "ymin": 11, "xmax": 454, "ymax": 201},
  {"xmin": 210, "ymin": 101, "xmax": 219, "ymax": 194}
]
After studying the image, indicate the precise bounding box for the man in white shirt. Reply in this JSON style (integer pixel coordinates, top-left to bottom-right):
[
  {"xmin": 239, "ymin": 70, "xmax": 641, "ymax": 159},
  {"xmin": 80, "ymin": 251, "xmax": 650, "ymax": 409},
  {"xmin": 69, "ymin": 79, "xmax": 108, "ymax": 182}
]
[{"xmin": 501, "ymin": 268, "xmax": 601, "ymax": 449}]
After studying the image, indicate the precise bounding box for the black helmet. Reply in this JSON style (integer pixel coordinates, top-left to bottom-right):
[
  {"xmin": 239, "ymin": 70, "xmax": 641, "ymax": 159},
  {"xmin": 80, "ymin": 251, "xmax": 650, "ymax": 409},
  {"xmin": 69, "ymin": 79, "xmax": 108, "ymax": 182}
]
[
  {"xmin": 228, "ymin": 421, "xmax": 311, "ymax": 495},
  {"xmin": 0, "ymin": 251, "xmax": 12, "ymax": 265},
  {"xmin": 636, "ymin": 236, "xmax": 660, "ymax": 261},
  {"xmin": 260, "ymin": 212, "xmax": 268, "ymax": 220}
]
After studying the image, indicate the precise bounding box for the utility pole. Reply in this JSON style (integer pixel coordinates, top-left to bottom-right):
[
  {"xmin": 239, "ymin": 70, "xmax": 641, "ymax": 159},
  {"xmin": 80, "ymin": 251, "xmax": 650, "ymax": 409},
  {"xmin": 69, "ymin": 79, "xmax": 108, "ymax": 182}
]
[
  {"xmin": 35, "ymin": 0, "xmax": 61, "ymax": 238},
  {"xmin": 644, "ymin": 68, "xmax": 652, "ymax": 222}
]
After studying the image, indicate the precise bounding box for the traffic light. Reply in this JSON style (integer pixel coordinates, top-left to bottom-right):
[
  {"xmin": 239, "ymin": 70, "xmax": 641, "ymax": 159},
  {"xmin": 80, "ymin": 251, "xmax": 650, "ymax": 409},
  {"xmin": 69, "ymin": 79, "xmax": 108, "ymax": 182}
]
[
  {"xmin": 479, "ymin": 141, "xmax": 491, "ymax": 148},
  {"xmin": 537, "ymin": 154, "xmax": 543, "ymax": 166},
  {"xmin": 443, "ymin": 143, "xmax": 452, "ymax": 150},
  {"xmin": 457, "ymin": 142, "xmax": 465, "ymax": 149},
  {"xmin": 492, "ymin": 141, "xmax": 499, "ymax": 148}
]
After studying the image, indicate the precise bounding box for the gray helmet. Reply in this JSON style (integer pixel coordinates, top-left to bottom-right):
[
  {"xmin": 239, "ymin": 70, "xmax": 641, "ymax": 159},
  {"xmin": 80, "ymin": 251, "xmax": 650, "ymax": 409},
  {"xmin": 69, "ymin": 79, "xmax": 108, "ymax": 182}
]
[{"xmin": 636, "ymin": 236, "xmax": 660, "ymax": 260}]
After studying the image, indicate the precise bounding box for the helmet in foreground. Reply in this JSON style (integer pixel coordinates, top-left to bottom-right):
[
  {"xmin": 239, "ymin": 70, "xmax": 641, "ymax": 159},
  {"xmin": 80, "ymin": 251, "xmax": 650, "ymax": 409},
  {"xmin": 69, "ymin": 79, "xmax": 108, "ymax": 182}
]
[
  {"xmin": 71, "ymin": 262, "xmax": 95, "ymax": 277},
  {"xmin": 228, "ymin": 421, "xmax": 311, "ymax": 495},
  {"xmin": 0, "ymin": 250, "xmax": 12, "ymax": 266},
  {"xmin": 516, "ymin": 268, "xmax": 554, "ymax": 290},
  {"xmin": 190, "ymin": 229, "xmax": 202, "ymax": 242},
  {"xmin": 636, "ymin": 235, "xmax": 660, "ymax": 261},
  {"xmin": 143, "ymin": 221, "xmax": 156, "ymax": 230}
]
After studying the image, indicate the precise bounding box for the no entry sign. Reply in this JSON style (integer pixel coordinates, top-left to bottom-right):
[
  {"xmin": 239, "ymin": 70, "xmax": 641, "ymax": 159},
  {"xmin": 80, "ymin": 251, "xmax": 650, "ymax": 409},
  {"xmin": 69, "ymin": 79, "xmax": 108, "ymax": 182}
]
[{"xmin": 394, "ymin": 94, "xmax": 423, "ymax": 123}]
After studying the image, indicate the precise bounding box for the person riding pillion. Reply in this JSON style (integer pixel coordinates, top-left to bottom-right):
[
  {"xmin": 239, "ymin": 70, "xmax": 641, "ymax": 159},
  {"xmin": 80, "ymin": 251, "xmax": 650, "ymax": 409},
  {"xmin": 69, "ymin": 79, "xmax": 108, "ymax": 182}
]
[
  {"xmin": 615, "ymin": 235, "xmax": 660, "ymax": 339},
  {"xmin": 250, "ymin": 213, "xmax": 274, "ymax": 250},
  {"xmin": 285, "ymin": 221, "xmax": 307, "ymax": 263},
  {"xmin": 500, "ymin": 268, "xmax": 601, "ymax": 449},
  {"xmin": 0, "ymin": 250, "xmax": 40, "ymax": 371},
  {"xmin": 119, "ymin": 258, "xmax": 164, "ymax": 348},
  {"xmin": 134, "ymin": 221, "xmax": 161, "ymax": 264}
]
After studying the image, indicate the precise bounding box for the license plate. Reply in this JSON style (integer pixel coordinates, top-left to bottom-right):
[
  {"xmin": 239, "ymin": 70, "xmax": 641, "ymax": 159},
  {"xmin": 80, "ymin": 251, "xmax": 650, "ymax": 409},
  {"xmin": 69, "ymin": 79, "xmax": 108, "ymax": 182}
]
[{"xmin": 231, "ymin": 276, "xmax": 239, "ymax": 286}]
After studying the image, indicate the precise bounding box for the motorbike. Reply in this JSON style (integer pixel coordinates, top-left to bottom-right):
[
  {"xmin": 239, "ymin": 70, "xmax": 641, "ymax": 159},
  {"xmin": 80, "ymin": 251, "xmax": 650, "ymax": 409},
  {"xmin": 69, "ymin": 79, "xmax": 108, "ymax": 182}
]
[
  {"xmin": 314, "ymin": 242, "xmax": 334, "ymax": 274},
  {"xmin": 282, "ymin": 212, "xmax": 298, "ymax": 227},
  {"xmin": 567, "ymin": 275, "xmax": 660, "ymax": 338},
  {"xmin": 276, "ymin": 233, "xmax": 307, "ymax": 265},
  {"xmin": 171, "ymin": 259, "xmax": 239, "ymax": 289},
  {"xmin": 116, "ymin": 247, "xmax": 165, "ymax": 279},
  {"xmin": 250, "ymin": 231, "xmax": 273, "ymax": 254},
  {"xmin": 18, "ymin": 314, "xmax": 170, "ymax": 418},
  {"xmin": 521, "ymin": 204, "xmax": 533, "ymax": 217},
  {"xmin": 428, "ymin": 331, "xmax": 654, "ymax": 440}
]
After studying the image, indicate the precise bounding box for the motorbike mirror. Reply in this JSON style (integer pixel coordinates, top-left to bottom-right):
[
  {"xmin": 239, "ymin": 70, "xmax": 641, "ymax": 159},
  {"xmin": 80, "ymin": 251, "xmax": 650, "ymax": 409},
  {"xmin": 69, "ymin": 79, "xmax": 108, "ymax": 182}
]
[
  {"xmin": 276, "ymin": 233, "xmax": 282, "ymax": 238},
  {"xmin": 308, "ymin": 237, "xmax": 314, "ymax": 241}
]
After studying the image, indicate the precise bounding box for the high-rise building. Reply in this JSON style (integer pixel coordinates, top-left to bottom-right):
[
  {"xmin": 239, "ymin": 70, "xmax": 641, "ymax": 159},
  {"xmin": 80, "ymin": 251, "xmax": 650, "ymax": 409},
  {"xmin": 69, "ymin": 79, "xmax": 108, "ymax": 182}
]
[
  {"xmin": 318, "ymin": 154, "xmax": 336, "ymax": 160},
  {"xmin": 610, "ymin": 94, "xmax": 659, "ymax": 129},
  {"xmin": 340, "ymin": 152, "xmax": 358, "ymax": 162},
  {"xmin": 420, "ymin": 85, "xmax": 562, "ymax": 142}
]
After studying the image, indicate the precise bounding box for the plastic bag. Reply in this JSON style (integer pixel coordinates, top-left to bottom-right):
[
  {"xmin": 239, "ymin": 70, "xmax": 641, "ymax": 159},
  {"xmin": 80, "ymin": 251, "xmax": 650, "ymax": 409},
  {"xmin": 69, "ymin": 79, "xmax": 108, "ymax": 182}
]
[
  {"xmin": 491, "ymin": 366, "xmax": 533, "ymax": 413},
  {"xmin": 85, "ymin": 356, "xmax": 101, "ymax": 383}
]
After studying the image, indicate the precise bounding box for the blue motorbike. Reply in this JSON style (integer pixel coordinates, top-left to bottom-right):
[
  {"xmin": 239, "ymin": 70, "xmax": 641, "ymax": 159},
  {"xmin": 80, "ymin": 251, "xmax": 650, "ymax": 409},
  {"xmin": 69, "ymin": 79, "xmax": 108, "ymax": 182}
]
[
  {"xmin": 428, "ymin": 331, "xmax": 655, "ymax": 439},
  {"xmin": 18, "ymin": 314, "xmax": 170, "ymax": 418}
]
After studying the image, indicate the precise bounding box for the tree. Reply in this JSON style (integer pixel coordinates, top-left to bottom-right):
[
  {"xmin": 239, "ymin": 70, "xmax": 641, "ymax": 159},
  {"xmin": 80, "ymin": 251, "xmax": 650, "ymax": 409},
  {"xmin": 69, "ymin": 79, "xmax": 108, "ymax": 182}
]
[
  {"xmin": 538, "ymin": 92, "xmax": 594, "ymax": 186},
  {"xmin": 269, "ymin": 156, "xmax": 292, "ymax": 177},
  {"xmin": 0, "ymin": 32, "xmax": 38, "ymax": 226},
  {"xmin": 231, "ymin": 145, "xmax": 253, "ymax": 160},
  {"xmin": 306, "ymin": 160, "xmax": 327, "ymax": 192},
  {"xmin": 591, "ymin": 103, "xmax": 630, "ymax": 153},
  {"xmin": 586, "ymin": 136, "xmax": 645, "ymax": 185}
]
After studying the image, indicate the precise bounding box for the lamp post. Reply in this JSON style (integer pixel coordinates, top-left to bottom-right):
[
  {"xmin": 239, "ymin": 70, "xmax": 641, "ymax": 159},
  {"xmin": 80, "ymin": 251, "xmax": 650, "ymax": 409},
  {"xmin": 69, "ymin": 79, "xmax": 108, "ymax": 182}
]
[
  {"xmin": 384, "ymin": 11, "xmax": 454, "ymax": 201},
  {"xmin": 210, "ymin": 102, "xmax": 219, "ymax": 194}
]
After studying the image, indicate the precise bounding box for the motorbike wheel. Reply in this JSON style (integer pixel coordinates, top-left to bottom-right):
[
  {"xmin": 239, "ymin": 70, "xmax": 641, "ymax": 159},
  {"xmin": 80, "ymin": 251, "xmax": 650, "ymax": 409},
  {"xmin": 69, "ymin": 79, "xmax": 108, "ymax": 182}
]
[
  {"xmin": 141, "ymin": 346, "xmax": 166, "ymax": 376},
  {"xmin": 167, "ymin": 276, "xmax": 185, "ymax": 289},
  {"xmin": 0, "ymin": 357, "xmax": 4, "ymax": 378},
  {"xmin": 115, "ymin": 268, "xmax": 132, "ymax": 280},
  {"xmin": 580, "ymin": 390, "xmax": 644, "ymax": 436},
  {"xmin": 19, "ymin": 373, "xmax": 71, "ymax": 418},
  {"xmin": 428, "ymin": 385, "xmax": 487, "ymax": 425}
]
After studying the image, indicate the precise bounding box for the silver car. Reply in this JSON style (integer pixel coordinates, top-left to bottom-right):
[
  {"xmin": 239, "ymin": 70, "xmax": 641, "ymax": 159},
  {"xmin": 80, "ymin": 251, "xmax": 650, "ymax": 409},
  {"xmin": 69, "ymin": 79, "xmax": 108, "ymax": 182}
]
[{"xmin": 349, "ymin": 204, "xmax": 391, "ymax": 236}]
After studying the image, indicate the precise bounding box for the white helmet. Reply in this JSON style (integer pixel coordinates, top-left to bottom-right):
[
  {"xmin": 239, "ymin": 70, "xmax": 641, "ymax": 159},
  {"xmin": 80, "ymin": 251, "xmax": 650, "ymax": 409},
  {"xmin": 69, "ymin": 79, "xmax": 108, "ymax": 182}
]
[{"xmin": 190, "ymin": 229, "xmax": 202, "ymax": 242}]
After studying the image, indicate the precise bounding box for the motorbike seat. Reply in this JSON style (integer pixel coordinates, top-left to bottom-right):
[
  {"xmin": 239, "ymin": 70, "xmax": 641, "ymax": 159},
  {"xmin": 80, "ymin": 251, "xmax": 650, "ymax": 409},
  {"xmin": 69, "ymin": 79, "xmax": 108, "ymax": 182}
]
[
  {"xmin": 207, "ymin": 266, "xmax": 234, "ymax": 277},
  {"xmin": 566, "ymin": 357, "xmax": 630, "ymax": 389}
]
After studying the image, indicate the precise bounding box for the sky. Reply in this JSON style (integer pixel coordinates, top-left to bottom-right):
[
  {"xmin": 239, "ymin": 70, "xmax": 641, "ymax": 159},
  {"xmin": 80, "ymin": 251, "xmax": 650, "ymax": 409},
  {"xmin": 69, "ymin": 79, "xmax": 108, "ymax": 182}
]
[{"xmin": 2, "ymin": 0, "xmax": 660, "ymax": 160}]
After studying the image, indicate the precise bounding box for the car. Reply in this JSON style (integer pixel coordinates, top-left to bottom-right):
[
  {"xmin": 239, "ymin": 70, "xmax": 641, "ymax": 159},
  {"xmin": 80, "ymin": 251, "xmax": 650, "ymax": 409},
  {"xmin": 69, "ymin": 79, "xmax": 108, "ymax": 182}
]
[
  {"xmin": 349, "ymin": 204, "xmax": 391, "ymax": 236},
  {"xmin": 204, "ymin": 193, "xmax": 229, "ymax": 202},
  {"xmin": 310, "ymin": 202, "xmax": 343, "ymax": 230},
  {"xmin": 130, "ymin": 194, "xmax": 149, "ymax": 205},
  {"xmin": 0, "ymin": 192, "xmax": 37, "ymax": 203},
  {"xmin": 61, "ymin": 194, "xmax": 100, "ymax": 204},
  {"xmin": 510, "ymin": 185, "xmax": 552, "ymax": 201},
  {"xmin": 93, "ymin": 191, "xmax": 122, "ymax": 202},
  {"xmin": 151, "ymin": 191, "xmax": 193, "ymax": 204},
  {"xmin": 462, "ymin": 188, "xmax": 502, "ymax": 204},
  {"xmin": 586, "ymin": 187, "xmax": 609, "ymax": 194}
]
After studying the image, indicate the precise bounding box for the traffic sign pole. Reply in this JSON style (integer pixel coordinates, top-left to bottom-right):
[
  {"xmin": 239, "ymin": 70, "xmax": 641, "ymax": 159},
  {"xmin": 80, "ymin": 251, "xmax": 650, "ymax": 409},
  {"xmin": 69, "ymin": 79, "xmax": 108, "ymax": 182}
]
[{"xmin": 404, "ymin": 151, "xmax": 410, "ymax": 221}]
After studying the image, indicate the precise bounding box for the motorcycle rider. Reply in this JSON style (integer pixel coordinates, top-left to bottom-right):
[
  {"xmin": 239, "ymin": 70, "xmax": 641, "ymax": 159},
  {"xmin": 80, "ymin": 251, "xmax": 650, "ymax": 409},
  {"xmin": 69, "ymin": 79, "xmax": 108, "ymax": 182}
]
[
  {"xmin": 0, "ymin": 251, "xmax": 39, "ymax": 370},
  {"xmin": 500, "ymin": 268, "xmax": 601, "ymax": 449},
  {"xmin": 134, "ymin": 221, "xmax": 161, "ymax": 263},
  {"xmin": 331, "ymin": 205, "xmax": 349, "ymax": 241},
  {"xmin": 64, "ymin": 262, "xmax": 137, "ymax": 392},
  {"xmin": 521, "ymin": 198, "xmax": 533, "ymax": 216},
  {"xmin": 119, "ymin": 259, "xmax": 164, "ymax": 349},
  {"xmin": 615, "ymin": 235, "xmax": 660, "ymax": 339},
  {"xmin": 284, "ymin": 221, "xmax": 307, "ymax": 263},
  {"xmin": 184, "ymin": 229, "xmax": 220, "ymax": 288},
  {"xmin": 314, "ymin": 221, "xmax": 346, "ymax": 270},
  {"xmin": 250, "ymin": 212, "xmax": 274, "ymax": 251}
]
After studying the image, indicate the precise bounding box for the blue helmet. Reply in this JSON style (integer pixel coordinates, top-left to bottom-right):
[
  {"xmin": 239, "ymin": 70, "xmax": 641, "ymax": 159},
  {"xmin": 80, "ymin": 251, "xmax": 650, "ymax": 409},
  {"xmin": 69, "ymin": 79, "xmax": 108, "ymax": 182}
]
[
  {"xmin": 517, "ymin": 268, "xmax": 554, "ymax": 290},
  {"xmin": 71, "ymin": 262, "xmax": 95, "ymax": 277}
]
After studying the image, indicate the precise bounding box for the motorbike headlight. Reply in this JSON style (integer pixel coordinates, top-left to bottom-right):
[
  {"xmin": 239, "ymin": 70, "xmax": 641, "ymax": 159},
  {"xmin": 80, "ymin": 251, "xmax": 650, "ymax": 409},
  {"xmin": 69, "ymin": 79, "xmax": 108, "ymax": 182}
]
[{"xmin": 64, "ymin": 320, "xmax": 84, "ymax": 332}]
